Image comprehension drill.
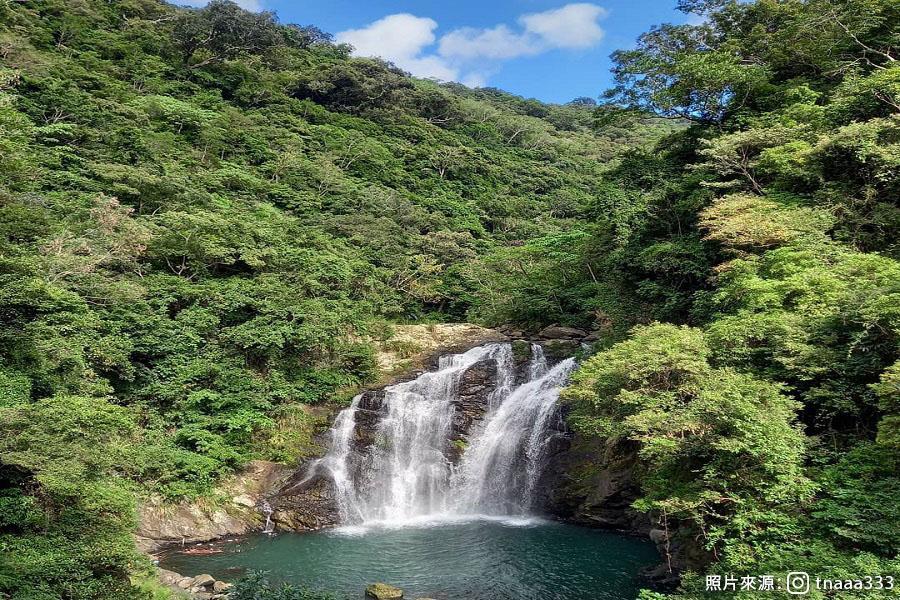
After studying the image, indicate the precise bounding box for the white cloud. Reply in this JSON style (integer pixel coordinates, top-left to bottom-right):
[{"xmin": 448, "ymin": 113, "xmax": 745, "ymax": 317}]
[
  {"xmin": 520, "ymin": 3, "xmax": 607, "ymax": 49},
  {"xmin": 337, "ymin": 14, "xmax": 437, "ymax": 67},
  {"xmin": 438, "ymin": 25, "xmax": 538, "ymax": 61},
  {"xmin": 461, "ymin": 72, "xmax": 490, "ymax": 88},
  {"xmin": 336, "ymin": 14, "xmax": 460, "ymax": 81},
  {"xmin": 402, "ymin": 55, "xmax": 459, "ymax": 82},
  {"xmin": 179, "ymin": 0, "xmax": 264, "ymax": 11},
  {"xmin": 438, "ymin": 3, "xmax": 607, "ymax": 63},
  {"xmin": 336, "ymin": 3, "xmax": 607, "ymax": 87}
]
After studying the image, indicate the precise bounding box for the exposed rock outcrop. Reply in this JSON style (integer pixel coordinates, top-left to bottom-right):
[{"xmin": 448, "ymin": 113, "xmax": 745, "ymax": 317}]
[
  {"xmin": 547, "ymin": 437, "xmax": 649, "ymax": 532},
  {"xmin": 136, "ymin": 461, "xmax": 291, "ymax": 554},
  {"xmin": 448, "ymin": 358, "xmax": 498, "ymax": 461},
  {"xmin": 539, "ymin": 339, "xmax": 584, "ymax": 362},
  {"xmin": 136, "ymin": 501, "xmax": 254, "ymax": 555},
  {"xmin": 538, "ymin": 325, "xmax": 588, "ymax": 339},
  {"xmin": 270, "ymin": 473, "xmax": 342, "ymax": 531},
  {"xmin": 547, "ymin": 435, "xmax": 712, "ymax": 587},
  {"xmin": 528, "ymin": 405, "xmax": 574, "ymax": 511}
]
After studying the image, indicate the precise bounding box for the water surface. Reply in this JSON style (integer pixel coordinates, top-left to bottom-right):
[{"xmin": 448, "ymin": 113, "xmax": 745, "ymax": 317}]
[{"xmin": 161, "ymin": 518, "xmax": 658, "ymax": 600}]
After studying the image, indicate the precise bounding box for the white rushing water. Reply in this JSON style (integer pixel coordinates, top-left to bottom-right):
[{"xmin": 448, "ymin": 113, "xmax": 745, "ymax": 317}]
[
  {"xmin": 317, "ymin": 342, "xmax": 575, "ymax": 527},
  {"xmin": 454, "ymin": 351, "xmax": 575, "ymax": 515}
]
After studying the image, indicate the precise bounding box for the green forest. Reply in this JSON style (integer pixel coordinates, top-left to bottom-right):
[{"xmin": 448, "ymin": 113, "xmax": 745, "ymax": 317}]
[{"xmin": 0, "ymin": 0, "xmax": 897, "ymax": 598}]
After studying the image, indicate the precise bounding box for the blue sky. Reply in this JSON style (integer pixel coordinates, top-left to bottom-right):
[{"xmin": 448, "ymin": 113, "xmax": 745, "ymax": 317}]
[{"xmin": 180, "ymin": 1, "xmax": 694, "ymax": 104}]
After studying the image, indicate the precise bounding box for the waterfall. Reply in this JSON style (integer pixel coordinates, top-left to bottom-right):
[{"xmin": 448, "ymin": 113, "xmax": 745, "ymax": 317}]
[
  {"xmin": 322, "ymin": 394, "xmax": 364, "ymax": 522},
  {"xmin": 260, "ymin": 500, "xmax": 275, "ymax": 534},
  {"xmin": 455, "ymin": 351, "xmax": 575, "ymax": 515},
  {"xmin": 315, "ymin": 342, "xmax": 574, "ymax": 526}
]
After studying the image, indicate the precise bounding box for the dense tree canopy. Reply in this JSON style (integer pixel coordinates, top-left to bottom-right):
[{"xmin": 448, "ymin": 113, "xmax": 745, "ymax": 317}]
[{"xmin": 551, "ymin": 0, "xmax": 899, "ymax": 597}]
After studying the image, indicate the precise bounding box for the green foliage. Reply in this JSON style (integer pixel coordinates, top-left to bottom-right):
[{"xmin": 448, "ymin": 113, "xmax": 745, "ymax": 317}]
[
  {"xmin": 698, "ymin": 194, "xmax": 834, "ymax": 251},
  {"xmin": 0, "ymin": 0, "xmax": 668, "ymax": 596},
  {"xmin": 565, "ymin": 324, "xmax": 812, "ymax": 567},
  {"xmin": 130, "ymin": 570, "xmax": 182, "ymax": 600},
  {"xmin": 606, "ymin": 23, "xmax": 770, "ymax": 125},
  {"xmin": 231, "ymin": 572, "xmax": 341, "ymax": 600},
  {"xmin": 0, "ymin": 396, "xmax": 142, "ymax": 599},
  {"xmin": 703, "ymin": 244, "xmax": 900, "ymax": 430},
  {"xmin": 811, "ymin": 443, "xmax": 900, "ymax": 556},
  {"xmin": 555, "ymin": 0, "xmax": 900, "ymax": 597}
]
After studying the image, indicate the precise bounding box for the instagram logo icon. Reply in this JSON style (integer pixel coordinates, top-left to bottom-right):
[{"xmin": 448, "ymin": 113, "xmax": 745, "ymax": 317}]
[{"xmin": 787, "ymin": 572, "xmax": 810, "ymax": 595}]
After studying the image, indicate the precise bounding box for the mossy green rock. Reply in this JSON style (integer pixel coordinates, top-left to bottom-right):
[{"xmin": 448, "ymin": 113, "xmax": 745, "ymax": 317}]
[
  {"xmin": 366, "ymin": 582, "xmax": 404, "ymax": 599},
  {"xmin": 540, "ymin": 339, "xmax": 582, "ymax": 361},
  {"xmin": 511, "ymin": 339, "xmax": 532, "ymax": 361}
]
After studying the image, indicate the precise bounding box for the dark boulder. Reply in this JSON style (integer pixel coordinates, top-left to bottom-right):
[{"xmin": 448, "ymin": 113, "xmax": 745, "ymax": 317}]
[
  {"xmin": 270, "ymin": 471, "xmax": 341, "ymax": 530},
  {"xmin": 539, "ymin": 339, "xmax": 583, "ymax": 362},
  {"xmin": 366, "ymin": 583, "xmax": 404, "ymax": 599},
  {"xmin": 538, "ymin": 325, "xmax": 587, "ymax": 340},
  {"xmin": 353, "ymin": 390, "xmax": 385, "ymax": 451}
]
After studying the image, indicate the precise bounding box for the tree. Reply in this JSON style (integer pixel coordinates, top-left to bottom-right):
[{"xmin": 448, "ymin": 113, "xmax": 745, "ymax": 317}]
[
  {"xmin": 605, "ymin": 23, "xmax": 769, "ymax": 124},
  {"xmin": 698, "ymin": 193, "xmax": 833, "ymax": 251},
  {"xmin": 564, "ymin": 323, "xmax": 812, "ymax": 571},
  {"xmin": 568, "ymin": 96, "xmax": 598, "ymax": 107},
  {"xmin": 172, "ymin": 0, "xmax": 282, "ymax": 69}
]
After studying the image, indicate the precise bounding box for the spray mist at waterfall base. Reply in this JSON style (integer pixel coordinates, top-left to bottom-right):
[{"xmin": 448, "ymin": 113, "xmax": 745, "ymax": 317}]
[{"xmin": 161, "ymin": 344, "xmax": 659, "ymax": 598}]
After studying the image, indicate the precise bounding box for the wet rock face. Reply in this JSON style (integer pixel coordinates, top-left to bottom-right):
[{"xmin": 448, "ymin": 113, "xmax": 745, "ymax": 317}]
[
  {"xmin": 545, "ymin": 437, "xmax": 648, "ymax": 532},
  {"xmin": 271, "ymin": 358, "xmax": 503, "ymax": 529},
  {"xmin": 510, "ymin": 340, "xmax": 536, "ymax": 383},
  {"xmin": 641, "ymin": 524, "xmax": 715, "ymax": 588},
  {"xmin": 353, "ymin": 390, "xmax": 386, "ymax": 451},
  {"xmin": 353, "ymin": 359, "xmax": 502, "ymax": 465},
  {"xmin": 352, "ymin": 360, "xmax": 501, "ymax": 466},
  {"xmin": 271, "ymin": 391, "xmax": 386, "ymax": 531},
  {"xmin": 539, "ymin": 339, "xmax": 583, "ymax": 363},
  {"xmin": 528, "ymin": 407, "xmax": 574, "ymax": 510},
  {"xmin": 448, "ymin": 358, "xmax": 498, "ymax": 461},
  {"xmin": 270, "ymin": 470, "xmax": 342, "ymax": 530}
]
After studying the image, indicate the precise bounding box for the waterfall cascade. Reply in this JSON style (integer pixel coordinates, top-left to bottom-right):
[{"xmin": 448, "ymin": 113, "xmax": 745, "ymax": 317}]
[{"xmin": 305, "ymin": 343, "xmax": 575, "ymax": 526}]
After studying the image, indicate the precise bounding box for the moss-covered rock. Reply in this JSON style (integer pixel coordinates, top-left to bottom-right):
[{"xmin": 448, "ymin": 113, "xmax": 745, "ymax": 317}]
[
  {"xmin": 540, "ymin": 339, "xmax": 582, "ymax": 362},
  {"xmin": 511, "ymin": 339, "xmax": 532, "ymax": 361},
  {"xmin": 366, "ymin": 582, "xmax": 404, "ymax": 599}
]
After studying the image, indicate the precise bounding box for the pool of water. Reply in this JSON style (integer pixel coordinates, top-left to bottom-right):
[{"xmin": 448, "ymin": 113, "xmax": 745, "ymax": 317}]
[{"xmin": 160, "ymin": 517, "xmax": 659, "ymax": 600}]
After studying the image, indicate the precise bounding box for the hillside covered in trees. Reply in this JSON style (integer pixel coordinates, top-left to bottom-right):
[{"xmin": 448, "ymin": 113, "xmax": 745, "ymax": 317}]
[
  {"xmin": 0, "ymin": 0, "xmax": 898, "ymax": 598},
  {"xmin": 0, "ymin": 0, "xmax": 672, "ymax": 597}
]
